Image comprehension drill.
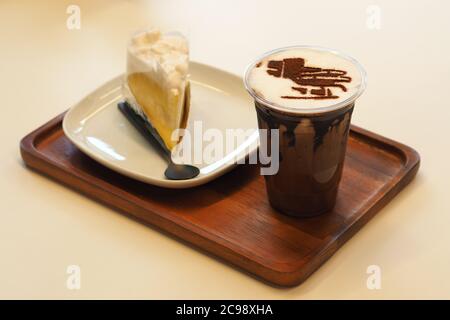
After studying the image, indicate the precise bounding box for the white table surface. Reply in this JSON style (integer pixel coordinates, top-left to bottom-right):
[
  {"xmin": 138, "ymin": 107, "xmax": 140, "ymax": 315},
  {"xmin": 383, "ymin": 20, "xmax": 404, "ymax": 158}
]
[{"xmin": 1, "ymin": 0, "xmax": 449, "ymax": 299}]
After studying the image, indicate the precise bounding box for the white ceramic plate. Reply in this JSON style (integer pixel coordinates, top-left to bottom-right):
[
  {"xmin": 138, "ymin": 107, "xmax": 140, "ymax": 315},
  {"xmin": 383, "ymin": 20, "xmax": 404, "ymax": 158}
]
[{"xmin": 63, "ymin": 62, "xmax": 258, "ymax": 188}]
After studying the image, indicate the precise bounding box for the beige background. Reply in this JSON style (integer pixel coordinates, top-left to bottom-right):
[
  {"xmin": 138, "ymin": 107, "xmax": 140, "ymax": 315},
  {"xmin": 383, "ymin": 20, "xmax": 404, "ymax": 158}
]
[{"xmin": 0, "ymin": 0, "xmax": 449, "ymax": 299}]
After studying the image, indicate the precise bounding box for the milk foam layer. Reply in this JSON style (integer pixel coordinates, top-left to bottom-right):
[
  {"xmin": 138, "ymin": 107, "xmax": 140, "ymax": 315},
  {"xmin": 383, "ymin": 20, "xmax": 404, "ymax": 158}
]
[{"xmin": 247, "ymin": 47, "xmax": 364, "ymax": 111}]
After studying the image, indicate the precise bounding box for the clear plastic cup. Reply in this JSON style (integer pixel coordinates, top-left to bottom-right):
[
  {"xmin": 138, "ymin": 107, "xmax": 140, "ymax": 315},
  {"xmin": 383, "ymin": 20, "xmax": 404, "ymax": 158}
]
[{"xmin": 244, "ymin": 46, "xmax": 367, "ymax": 217}]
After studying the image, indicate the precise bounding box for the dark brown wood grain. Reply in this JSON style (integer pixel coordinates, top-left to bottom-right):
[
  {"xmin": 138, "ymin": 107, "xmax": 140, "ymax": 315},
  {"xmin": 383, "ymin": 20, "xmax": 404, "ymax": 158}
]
[{"xmin": 20, "ymin": 112, "xmax": 420, "ymax": 286}]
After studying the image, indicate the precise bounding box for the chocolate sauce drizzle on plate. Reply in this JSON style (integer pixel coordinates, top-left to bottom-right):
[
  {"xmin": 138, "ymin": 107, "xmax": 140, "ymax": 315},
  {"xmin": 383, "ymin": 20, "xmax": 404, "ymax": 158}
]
[{"xmin": 266, "ymin": 58, "xmax": 352, "ymax": 100}]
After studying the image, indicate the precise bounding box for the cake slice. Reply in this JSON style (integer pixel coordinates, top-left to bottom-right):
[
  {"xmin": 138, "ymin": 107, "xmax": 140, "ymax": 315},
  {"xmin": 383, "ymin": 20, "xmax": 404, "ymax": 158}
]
[{"xmin": 124, "ymin": 29, "xmax": 190, "ymax": 150}]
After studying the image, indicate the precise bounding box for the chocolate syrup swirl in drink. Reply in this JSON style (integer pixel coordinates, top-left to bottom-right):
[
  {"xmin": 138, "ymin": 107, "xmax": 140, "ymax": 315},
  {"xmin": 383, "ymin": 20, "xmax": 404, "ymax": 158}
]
[{"xmin": 256, "ymin": 101, "xmax": 353, "ymax": 217}]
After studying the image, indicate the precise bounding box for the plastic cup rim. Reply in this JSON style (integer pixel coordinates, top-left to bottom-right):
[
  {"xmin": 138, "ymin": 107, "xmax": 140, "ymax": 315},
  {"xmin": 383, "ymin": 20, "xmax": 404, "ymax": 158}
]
[{"xmin": 243, "ymin": 45, "xmax": 367, "ymax": 114}]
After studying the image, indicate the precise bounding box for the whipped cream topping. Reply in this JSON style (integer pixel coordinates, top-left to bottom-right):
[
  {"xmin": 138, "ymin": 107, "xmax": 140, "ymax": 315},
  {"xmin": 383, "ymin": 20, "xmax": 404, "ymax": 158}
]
[
  {"xmin": 246, "ymin": 47, "xmax": 365, "ymax": 112},
  {"xmin": 127, "ymin": 29, "xmax": 189, "ymax": 93}
]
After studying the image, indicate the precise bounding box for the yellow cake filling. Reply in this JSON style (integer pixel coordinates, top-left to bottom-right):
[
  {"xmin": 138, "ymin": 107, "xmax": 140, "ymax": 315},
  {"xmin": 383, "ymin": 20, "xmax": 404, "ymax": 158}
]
[{"xmin": 127, "ymin": 73, "xmax": 189, "ymax": 150}]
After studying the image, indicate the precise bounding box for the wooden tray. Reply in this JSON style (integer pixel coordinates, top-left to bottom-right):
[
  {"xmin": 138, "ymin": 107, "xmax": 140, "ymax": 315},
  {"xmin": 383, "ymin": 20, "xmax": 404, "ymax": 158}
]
[{"xmin": 20, "ymin": 112, "xmax": 420, "ymax": 286}]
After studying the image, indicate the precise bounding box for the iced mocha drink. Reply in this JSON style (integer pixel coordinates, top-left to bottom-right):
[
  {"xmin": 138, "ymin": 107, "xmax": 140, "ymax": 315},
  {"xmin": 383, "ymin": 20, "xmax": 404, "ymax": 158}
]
[{"xmin": 244, "ymin": 46, "xmax": 366, "ymax": 217}]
